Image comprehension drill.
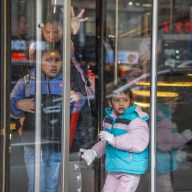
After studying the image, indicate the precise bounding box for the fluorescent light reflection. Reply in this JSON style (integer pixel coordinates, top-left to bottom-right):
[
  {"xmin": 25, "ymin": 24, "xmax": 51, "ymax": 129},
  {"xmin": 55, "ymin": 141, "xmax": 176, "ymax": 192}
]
[
  {"xmin": 134, "ymin": 101, "xmax": 150, "ymax": 108},
  {"xmin": 136, "ymin": 81, "xmax": 192, "ymax": 87},
  {"xmin": 132, "ymin": 90, "xmax": 179, "ymax": 98}
]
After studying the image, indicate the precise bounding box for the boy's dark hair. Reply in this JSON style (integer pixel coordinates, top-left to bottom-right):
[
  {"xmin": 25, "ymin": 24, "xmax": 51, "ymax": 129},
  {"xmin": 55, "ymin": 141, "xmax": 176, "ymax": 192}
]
[
  {"xmin": 41, "ymin": 42, "xmax": 62, "ymax": 56},
  {"xmin": 27, "ymin": 41, "xmax": 62, "ymax": 65}
]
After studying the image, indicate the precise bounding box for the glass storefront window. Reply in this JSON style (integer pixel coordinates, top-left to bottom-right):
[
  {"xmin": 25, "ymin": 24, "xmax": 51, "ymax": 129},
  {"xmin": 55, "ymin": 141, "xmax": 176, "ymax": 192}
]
[{"xmin": 0, "ymin": 0, "xmax": 192, "ymax": 191}]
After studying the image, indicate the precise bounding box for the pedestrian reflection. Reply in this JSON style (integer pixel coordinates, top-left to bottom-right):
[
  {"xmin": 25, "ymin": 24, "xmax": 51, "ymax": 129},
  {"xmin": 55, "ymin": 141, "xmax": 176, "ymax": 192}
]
[{"xmin": 156, "ymin": 99, "xmax": 192, "ymax": 192}]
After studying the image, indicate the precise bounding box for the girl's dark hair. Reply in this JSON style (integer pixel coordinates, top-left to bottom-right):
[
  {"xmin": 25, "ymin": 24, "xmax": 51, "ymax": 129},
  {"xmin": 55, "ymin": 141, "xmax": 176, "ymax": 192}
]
[
  {"xmin": 122, "ymin": 89, "xmax": 133, "ymax": 101},
  {"xmin": 107, "ymin": 84, "xmax": 134, "ymax": 103}
]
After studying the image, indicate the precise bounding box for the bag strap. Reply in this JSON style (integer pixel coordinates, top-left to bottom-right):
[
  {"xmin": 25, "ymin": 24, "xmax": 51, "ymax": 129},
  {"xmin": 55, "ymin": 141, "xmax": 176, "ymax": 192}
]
[
  {"xmin": 24, "ymin": 74, "xmax": 31, "ymax": 97},
  {"xmin": 71, "ymin": 54, "xmax": 94, "ymax": 106}
]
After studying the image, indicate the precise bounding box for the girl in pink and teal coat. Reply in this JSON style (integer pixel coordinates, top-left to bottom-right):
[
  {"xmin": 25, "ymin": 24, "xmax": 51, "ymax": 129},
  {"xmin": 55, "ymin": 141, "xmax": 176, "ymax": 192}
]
[{"xmin": 80, "ymin": 88, "xmax": 149, "ymax": 192}]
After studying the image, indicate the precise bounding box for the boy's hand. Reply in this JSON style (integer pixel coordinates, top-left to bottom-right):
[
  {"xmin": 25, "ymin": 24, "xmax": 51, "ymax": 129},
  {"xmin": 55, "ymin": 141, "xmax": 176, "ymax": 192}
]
[
  {"xmin": 18, "ymin": 127, "xmax": 23, "ymax": 136},
  {"xmin": 70, "ymin": 90, "xmax": 82, "ymax": 103},
  {"xmin": 71, "ymin": 6, "xmax": 88, "ymax": 35},
  {"xmin": 99, "ymin": 131, "xmax": 114, "ymax": 144},
  {"xmin": 16, "ymin": 98, "xmax": 35, "ymax": 113},
  {"xmin": 79, "ymin": 148, "xmax": 97, "ymax": 166}
]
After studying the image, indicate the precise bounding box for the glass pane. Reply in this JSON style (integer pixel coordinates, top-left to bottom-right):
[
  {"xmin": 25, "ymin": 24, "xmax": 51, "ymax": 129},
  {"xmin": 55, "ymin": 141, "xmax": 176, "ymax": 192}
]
[
  {"xmin": 10, "ymin": 0, "xmax": 97, "ymax": 192},
  {"xmin": 69, "ymin": 0, "xmax": 154, "ymax": 191},
  {"xmin": 69, "ymin": 1, "xmax": 97, "ymax": 192},
  {"xmin": 10, "ymin": 1, "xmax": 35, "ymax": 191},
  {"xmin": 10, "ymin": 1, "xmax": 65, "ymax": 191},
  {"xmin": 95, "ymin": 0, "xmax": 152, "ymax": 191},
  {"xmin": 156, "ymin": 0, "xmax": 192, "ymax": 191}
]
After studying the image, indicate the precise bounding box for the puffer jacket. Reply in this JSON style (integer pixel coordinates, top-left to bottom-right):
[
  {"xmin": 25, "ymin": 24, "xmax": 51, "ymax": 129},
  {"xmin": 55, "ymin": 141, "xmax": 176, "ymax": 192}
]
[
  {"xmin": 11, "ymin": 68, "xmax": 61, "ymax": 116},
  {"xmin": 92, "ymin": 104, "xmax": 149, "ymax": 174},
  {"xmin": 10, "ymin": 68, "xmax": 84, "ymax": 145}
]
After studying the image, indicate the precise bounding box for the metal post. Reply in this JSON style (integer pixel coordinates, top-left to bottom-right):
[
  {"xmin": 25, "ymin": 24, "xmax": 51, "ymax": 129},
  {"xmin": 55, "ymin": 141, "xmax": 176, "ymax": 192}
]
[
  {"xmin": 2, "ymin": 0, "xmax": 9, "ymax": 191},
  {"xmin": 61, "ymin": 0, "xmax": 71, "ymax": 191},
  {"xmin": 151, "ymin": 0, "xmax": 158, "ymax": 191},
  {"xmin": 34, "ymin": 1, "xmax": 42, "ymax": 191},
  {"xmin": 114, "ymin": 0, "xmax": 119, "ymax": 85}
]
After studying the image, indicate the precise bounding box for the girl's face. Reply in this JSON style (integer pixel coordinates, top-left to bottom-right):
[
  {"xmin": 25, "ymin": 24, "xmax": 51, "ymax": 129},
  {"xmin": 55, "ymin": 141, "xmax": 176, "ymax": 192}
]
[
  {"xmin": 41, "ymin": 50, "xmax": 62, "ymax": 80},
  {"xmin": 108, "ymin": 93, "xmax": 132, "ymax": 116},
  {"xmin": 43, "ymin": 21, "xmax": 63, "ymax": 43}
]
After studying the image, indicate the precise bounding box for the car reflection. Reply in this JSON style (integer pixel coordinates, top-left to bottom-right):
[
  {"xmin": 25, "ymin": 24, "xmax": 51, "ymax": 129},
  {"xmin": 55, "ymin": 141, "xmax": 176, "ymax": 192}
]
[
  {"xmin": 177, "ymin": 60, "xmax": 192, "ymax": 68},
  {"xmin": 109, "ymin": 66, "xmax": 192, "ymax": 107}
]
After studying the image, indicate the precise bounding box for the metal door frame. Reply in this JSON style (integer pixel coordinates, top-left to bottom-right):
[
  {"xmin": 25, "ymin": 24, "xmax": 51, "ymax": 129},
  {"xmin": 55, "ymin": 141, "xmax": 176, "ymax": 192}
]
[
  {"xmin": 150, "ymin": 0, "xmax": 158, "ymax": 191},
  {"xmin": 0, "ymin": 0, "xmax": 11, "ymax": 191}
]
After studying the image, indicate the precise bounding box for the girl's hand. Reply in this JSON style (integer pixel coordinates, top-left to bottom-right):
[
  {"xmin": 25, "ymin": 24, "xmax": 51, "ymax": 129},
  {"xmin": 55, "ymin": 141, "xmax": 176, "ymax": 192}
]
[
  {"xmin": 16, "ymin": 98, "xmax": 35, "ymax": 113},
  {"xmin": 79, "ymin": 148, "xmax": 97, "ymax": 166},
  {"xmin": 99, "ymin": 131, "xmax": 114, "ymax": 144},
  {"xmin": 71, "ymin": 6, "xmax": 88, "ymax": 35}
]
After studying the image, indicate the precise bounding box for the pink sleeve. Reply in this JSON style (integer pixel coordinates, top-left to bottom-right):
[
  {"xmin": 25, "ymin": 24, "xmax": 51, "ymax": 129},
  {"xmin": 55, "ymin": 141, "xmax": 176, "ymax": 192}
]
[
  {"xmin": 157, "ymin": 119, "xmax": 188, "ymax": 152},
  {"xmin": 92, "ymin": 141, "xmax": 106, "ymax": 158},
  {"xmin": 111, "ymin": 118, "xmax": 149, "ymax": 153}
]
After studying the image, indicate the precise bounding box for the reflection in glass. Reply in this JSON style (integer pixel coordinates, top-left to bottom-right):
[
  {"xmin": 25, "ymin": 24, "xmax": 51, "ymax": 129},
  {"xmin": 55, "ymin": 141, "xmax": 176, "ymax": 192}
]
[
  {"xmin": 156, "ymin": 92, "xmax": 192, "ymax": 192},
  {"xmin": 155, "ymin": 0, "xmax": 192, "ymax": 189},
  {"xmin": 11, "ymin": 1, "xmax": 96, "ymax": 191}
]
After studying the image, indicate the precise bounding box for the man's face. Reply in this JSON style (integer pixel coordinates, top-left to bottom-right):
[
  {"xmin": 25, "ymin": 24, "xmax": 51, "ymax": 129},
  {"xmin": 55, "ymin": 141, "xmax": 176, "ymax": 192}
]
[
  {"xmin": 43, "ymin": 21, "xmax": 63, "ymax": 43},
  {"xmin": 41, "ymin": 50, "xmax": 62, "ymax": 80},
  {"xmin": 108, "ymin": 93, "xmax": 132, "ymax": 115},
  {"xmin": 18, "ymin": 16, "xmax": 29, "ymax": 35}
]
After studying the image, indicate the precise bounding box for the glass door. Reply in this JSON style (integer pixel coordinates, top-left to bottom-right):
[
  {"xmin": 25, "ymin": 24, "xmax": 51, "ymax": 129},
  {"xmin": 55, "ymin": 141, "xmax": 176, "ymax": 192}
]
[
  {"xmin": 95, "ymin": 0, "xmax": 192, "ymax": 191},
  {"xmin": 9, "ymin": 0, "xmax": 72, "ymax": 191},
  {"xmin": 8, "ymin": 0, "xmax": 97, "ymax": 191},
  {"xmin": 96, "ymin": 0, "xmax": 152, "ymax": 191}
]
